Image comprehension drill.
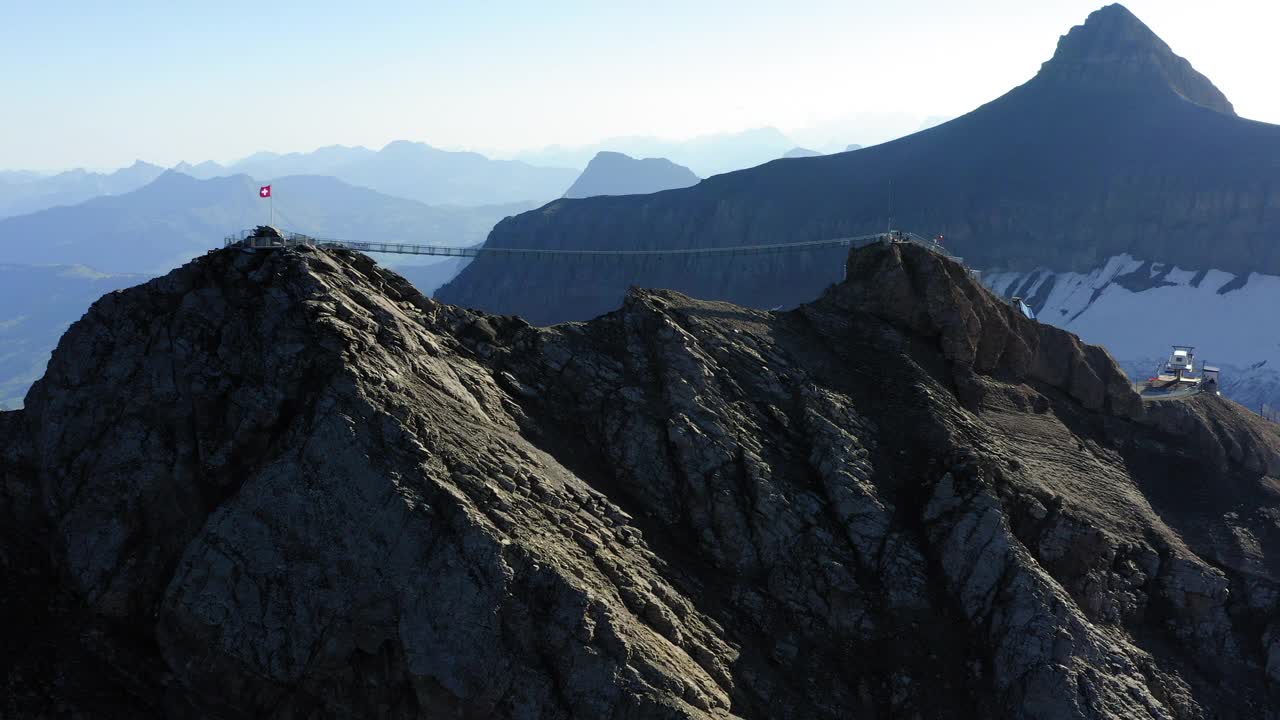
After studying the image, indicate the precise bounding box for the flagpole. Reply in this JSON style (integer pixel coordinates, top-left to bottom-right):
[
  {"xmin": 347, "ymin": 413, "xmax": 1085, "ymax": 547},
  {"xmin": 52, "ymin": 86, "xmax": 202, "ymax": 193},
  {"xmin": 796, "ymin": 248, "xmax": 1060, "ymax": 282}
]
[{"xmin": 259, "ymin": 184, "xmax": 274, "ymax": 227}]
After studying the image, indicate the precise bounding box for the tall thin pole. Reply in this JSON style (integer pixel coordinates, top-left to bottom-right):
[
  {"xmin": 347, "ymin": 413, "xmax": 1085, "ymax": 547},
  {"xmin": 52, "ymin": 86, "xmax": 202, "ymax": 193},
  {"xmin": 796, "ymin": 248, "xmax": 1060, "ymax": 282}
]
[
  {"xmin": 887, "ymin": 179, "xmax": 893, "ymax": 233},
  {"xmin": 270, "ymin": 194, "xmax": 274, "ymax": 227}
]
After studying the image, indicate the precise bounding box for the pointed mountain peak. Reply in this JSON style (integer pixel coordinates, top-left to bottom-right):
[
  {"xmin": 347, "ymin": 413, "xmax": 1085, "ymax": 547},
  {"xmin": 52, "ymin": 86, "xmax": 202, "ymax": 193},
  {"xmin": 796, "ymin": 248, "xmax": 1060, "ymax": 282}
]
[
  {"xmin": 1037, "ymin": 4, "xmax": 1234, "ymax": 115},
  {"xmin": 117, "ymin": 159, "xmax": 164, "ymax": 175},
  {"xmin": 563, "ymin": 151, "xmax": 698, "ymax": 199}
]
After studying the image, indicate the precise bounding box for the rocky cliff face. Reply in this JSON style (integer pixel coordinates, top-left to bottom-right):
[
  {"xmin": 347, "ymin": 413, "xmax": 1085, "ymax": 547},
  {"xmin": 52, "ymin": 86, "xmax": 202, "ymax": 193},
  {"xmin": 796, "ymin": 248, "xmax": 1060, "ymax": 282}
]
[
  {"xmin": 437, "ymin": 3, "xmax": 1280, "ymax": 325},
  {"xmin": 3, "ymin": 242, "xmax": 1279, "ymax": 718}
]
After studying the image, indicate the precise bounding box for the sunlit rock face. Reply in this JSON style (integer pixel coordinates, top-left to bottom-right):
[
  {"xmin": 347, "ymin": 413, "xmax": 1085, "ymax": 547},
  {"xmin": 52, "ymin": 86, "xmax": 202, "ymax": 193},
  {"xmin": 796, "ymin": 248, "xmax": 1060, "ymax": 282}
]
[{"xmin": 3, "ymin": 241, "xmax": 1279, "ymax": 718}]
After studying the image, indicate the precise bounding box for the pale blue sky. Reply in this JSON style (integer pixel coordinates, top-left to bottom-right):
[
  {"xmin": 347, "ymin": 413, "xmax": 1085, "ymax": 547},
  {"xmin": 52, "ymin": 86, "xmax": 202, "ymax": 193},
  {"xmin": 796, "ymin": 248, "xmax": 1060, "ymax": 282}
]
[{"xmin": 3, "ymin": 0, "xmax": 1276, "ymax": 170}]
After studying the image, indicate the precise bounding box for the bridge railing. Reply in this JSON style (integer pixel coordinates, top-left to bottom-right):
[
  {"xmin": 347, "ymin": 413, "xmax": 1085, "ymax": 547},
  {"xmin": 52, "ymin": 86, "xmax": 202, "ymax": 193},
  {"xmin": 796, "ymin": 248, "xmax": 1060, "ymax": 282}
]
[
  {"xmin": 224, "ymin": 232, "xmax": 320, "ymax": 249},
  {"xmin": 221, "ymin": 228, "xmax": 966, "ymax": 264},
  {"xmin": 893, "ymin": 231, "xmax": 963, "ymax": 264}
]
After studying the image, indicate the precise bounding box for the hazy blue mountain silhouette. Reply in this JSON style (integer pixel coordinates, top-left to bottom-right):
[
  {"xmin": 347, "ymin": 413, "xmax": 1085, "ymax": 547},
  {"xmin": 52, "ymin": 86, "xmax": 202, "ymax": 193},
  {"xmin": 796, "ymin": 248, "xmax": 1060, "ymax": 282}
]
[
  {"xmin": 782, "ymin": 147, "xmax": 823, "ymax": 158},
  {"xmin": 231, "ymin": 145, "xmax": 377, "ymax": 178},
  {"xmin": 0, "ymin": 161, "xmax": 166, "ymax": 218},
  {"xmin": 562, "ymin": 152, "xmax": 699, "ymax": 198},
  {"xmin": 517, "ymin": 127, "xmax": 797, "ymax": 177},
  {"xmin": 170, "ymin": 160, "xmax": 228, "ymax": 179},
  {"xmin": 0, "ymin": 263, "xmax": 149, "ymax": 409},
  {"xmin": 439, "ymin": 4, "xmax": 1280, "ymax": 324},
  {"xmin": 222, "ymin": 141, "xmax": 579, "ymax": 206},
  {"xmin": 0, "ymin": 171, "xmax": 531, "ymax": 274}
]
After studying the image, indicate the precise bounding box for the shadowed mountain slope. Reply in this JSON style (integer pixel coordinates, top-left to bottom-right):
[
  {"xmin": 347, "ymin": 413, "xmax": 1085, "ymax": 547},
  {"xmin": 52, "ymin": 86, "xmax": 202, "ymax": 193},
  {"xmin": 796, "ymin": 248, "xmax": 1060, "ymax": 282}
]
[
  {"xmin": 3, "ymin": 240, "xmax": 1279, "ymax": 718},
  {"xmin": 438, "ymin": 4, "xmax": 1280, "ymax": 325}
]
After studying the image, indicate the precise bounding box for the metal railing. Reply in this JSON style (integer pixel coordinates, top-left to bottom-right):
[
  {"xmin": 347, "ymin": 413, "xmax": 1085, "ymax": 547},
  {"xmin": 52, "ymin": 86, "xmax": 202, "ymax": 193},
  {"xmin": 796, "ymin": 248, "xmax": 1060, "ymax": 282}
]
[
  {"xmin": 223, "ymin": 228, "xmax": 963, "ymax": 262},
  {"xmin": 892, "ymin": 231, "xmax": 963, "ymax": 264}
]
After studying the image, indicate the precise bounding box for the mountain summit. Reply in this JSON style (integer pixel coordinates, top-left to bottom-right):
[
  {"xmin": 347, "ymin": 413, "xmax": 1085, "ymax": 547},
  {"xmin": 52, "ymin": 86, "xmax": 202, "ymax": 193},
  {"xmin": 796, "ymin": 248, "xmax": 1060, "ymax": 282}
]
[
  {"xmin": 1036, "ymin": 4, "xmax": 1234, "ymax": 114},
  {"xmin": 562, "ymin": 151, "xmax": 699, "ymax": 199},
  {"xmin": 5, "ymin": 241, "xmax": 1280, "ymax": 716}
]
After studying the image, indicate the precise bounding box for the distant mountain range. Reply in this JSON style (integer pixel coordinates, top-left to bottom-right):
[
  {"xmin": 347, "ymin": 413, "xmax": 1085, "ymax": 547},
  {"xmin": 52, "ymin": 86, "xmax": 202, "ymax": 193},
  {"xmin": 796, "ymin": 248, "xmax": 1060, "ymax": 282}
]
[
  {"xmin": 1, "ymin": 135, "xmax": 871, "ymax": 217},
  {"xmin": 0, "ymin": 171, "xmax": 532, "ymax": 274},
  {"xmin": 0, "ymin": 135, "xmax": 908, "ymax": 216},
  {"xmin": 1, "ymin": 142, "xmax": 579, "ymax": 216},
  {"xmin": 0, "ymin": 263, "xmax": 149, "ymax": 409},
  {"xmin": 0, "ymin": 161, "xmax": 166, "ymax": 219},
  {"xmin": 516, "ymin": 127, "xmax": 800, "ymax": 178},
  {"xmin": 170, "ymin": 160, "xmax": 225, "ymax": 178},
  {"xmin": 563, "ymin": 152, "xmax": 699, "ymax": 199},
  {"xmin": 221, "ymin": 141, "xmax": 579, "ymax": 206},
  {"xmin": 0, "ymin": 166, "xmax": 535, "ymax": 405}
]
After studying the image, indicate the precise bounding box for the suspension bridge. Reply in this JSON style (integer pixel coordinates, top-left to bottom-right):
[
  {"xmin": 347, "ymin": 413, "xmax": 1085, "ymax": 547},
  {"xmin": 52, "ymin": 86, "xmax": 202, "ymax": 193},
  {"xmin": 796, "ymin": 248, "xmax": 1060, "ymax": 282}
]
[{"xmin": 224, "ymin": 228, "xmax": 960, "ymax": 262}]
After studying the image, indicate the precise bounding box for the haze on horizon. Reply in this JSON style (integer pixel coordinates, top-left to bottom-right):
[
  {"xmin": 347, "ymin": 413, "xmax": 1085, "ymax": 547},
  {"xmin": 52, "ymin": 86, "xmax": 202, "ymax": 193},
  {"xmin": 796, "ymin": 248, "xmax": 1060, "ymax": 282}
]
[{"xmin": 4, "ymin": 0, "xmax": 1277, "ymax": 171}]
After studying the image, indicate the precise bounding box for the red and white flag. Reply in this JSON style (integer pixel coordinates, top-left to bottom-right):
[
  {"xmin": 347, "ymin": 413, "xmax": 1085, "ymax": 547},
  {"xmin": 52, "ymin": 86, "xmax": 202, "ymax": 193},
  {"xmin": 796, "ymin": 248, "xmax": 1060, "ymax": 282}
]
[{"xmin": 259, "ymin": 185, "xmax": 272, "ymax": 198}]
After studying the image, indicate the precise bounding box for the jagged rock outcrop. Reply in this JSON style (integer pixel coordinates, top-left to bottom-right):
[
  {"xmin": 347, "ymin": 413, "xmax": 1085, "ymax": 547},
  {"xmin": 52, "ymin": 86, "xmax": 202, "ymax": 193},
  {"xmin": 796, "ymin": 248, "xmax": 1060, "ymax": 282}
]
[
  {"xmin": 3, "ymin": 242, "xmax": 1279, "ymax": 718},
  {"xmin": 826, "ymin": 243, "xmax": 1143, "ymax": 419},
  {"xmin": 438, "ymin": 3, "xmax": 1280, "ymax": 325},
  {"xmin": 563, "ymin": 152, "xmax": 699, "ymax": 199}
]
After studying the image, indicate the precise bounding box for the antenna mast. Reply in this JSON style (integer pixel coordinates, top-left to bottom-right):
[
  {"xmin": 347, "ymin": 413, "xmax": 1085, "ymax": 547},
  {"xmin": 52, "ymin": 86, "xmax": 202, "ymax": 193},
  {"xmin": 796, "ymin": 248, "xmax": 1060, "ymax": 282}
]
[{"xmin": 887, "ymin": 179, "xmax": 894, "ymax": 233}]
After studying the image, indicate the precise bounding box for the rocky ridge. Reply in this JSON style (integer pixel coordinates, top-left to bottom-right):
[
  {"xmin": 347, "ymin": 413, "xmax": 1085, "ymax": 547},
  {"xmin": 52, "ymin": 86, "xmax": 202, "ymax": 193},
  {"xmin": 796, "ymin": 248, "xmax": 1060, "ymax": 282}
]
[{"xmin": 3, "ymin": 241, "xmax": 1279, "ymax": 718}]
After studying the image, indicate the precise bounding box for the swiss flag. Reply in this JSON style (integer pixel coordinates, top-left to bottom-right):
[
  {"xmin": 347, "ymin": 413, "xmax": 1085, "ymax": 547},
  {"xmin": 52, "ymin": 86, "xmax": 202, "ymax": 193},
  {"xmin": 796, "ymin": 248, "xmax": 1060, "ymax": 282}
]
[{"xmin": 259, "ymin": 185, "xmax": 272, "ymax": 198}]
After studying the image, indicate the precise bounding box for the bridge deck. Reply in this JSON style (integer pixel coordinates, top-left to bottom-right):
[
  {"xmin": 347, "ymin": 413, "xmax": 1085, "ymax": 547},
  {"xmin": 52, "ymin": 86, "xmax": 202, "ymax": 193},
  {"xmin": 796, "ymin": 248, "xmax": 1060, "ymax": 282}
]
[{"xmin": 224, "ymin": 230, "xmax": 961, "ymax": 262}]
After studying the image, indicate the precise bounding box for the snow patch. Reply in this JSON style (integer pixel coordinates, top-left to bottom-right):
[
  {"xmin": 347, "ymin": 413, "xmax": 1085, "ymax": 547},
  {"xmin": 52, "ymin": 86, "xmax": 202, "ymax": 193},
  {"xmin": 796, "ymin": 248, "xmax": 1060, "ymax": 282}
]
[{"xmin": 984, "ymin": 255, "xmax": 1280, "ymax": 408}]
